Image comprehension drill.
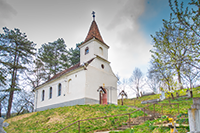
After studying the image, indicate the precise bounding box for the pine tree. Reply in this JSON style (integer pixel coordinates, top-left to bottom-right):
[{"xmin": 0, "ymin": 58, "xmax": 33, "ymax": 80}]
[
  {"xmin": 38, "ymin": 38, "xmax": 68, "ymax": 79},
  {"xmin": 0, "ymin": 27, "xmax": 36, "ymax": 118},
  {"xmin": 68, "ymin": 43, "xmax": 80, "ymax": 66}
]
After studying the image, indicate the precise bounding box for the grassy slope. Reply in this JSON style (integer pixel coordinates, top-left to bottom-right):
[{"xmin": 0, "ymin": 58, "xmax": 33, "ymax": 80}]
[
  {"xmin": 4, "ymin": 87, "xmax": 200, "ymax": 133},
  {"xmin": 4, "ymin": 104, "xmax": 144, "ymax": 133},
  {"xmin": 122, "ymin": 87, "xmax": 200, "ymax": 115},
  {"xmin": 117, "ymin": 87, "xmax": 200, "ymax": 133}
]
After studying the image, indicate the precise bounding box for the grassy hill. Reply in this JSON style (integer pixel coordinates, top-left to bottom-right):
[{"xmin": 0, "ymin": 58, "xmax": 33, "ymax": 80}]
[
  {"xmin": 116, "ymin": 87, "xmax": 200, "ymax": 133},
  {"xmin": 4, "ymin": 104, "xmax": 144, "ymax": 133},
  {"xmin": 121, "ymin": 87, "xmax": 200, "ymax": 115},
  {"xmin": 3, "ymin": 87, "xmax": 200, "ymax": 133}
]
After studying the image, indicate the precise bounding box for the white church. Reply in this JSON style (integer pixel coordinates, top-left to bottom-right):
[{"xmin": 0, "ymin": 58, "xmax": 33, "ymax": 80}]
[{"xmin": 34, "ymin": 13, "xmax": 118, "ymax": 112}]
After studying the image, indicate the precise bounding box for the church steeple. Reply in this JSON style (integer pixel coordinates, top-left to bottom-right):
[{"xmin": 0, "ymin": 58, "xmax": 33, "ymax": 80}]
[
  {"xmin": 84, "ymin": 12, "xmax": 105, "ymax": 44},
  {"xmin": 79, "ymin": 12, "xmax": 109, "ymax": 64}
]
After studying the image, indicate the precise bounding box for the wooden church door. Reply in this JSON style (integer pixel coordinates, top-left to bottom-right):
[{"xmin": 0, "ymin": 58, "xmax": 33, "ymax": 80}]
[{"xmin": 98, "ymin": 87, "xmax": 107, "ymax": 105}]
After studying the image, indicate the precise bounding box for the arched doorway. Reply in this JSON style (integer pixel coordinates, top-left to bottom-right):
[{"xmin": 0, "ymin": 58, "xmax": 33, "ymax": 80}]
[{"xmin": 97, "ymin": 86, "xmax": 107, "ymax": 105}]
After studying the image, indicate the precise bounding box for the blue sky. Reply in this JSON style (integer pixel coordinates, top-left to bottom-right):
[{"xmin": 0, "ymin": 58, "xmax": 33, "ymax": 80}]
[
  {"xmin": 0, "ymin": 0, "xmax": 189, "ymax": 80},
  {"xmin": 139, "ymin": 0, "xmax": 172, "ymax": 37}
]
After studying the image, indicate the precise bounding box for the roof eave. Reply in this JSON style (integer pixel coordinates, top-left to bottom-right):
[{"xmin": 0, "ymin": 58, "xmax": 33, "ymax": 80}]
[
  {"xmin": 34, "ymin": 66, "xmax": 84, "ymax": 90},
  {"xmin": 78, "ymin": 37, "xmax": 109, "ymax": 49}
]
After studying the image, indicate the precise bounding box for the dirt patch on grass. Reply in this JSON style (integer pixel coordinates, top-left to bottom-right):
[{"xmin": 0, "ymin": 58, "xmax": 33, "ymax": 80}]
[
  {"xmin": 46, "ymin": 116, "xmax": 62, "ymax": 124},
  {"xmin": 46, "ymin": 112, "xmax": 63, "ymax": 124},
  {"xmin": 5, "ymin": 112, "xmax": 36, "ymax": 123}
]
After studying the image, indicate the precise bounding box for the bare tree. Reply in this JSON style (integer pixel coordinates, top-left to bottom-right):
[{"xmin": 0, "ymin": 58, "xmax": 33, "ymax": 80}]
[
  {"xmin": 182, "ymin": 65, "xmax": 200, "ymax": 97},
  {"xmin": 146, "ymin": 66, "xmax": 160, "ymax": 93},
  {"xmin": 129, "ymin": 68, "xmax": 145, "ymax": 98},
  {"xmin": 148, "ymin": 60, "xmax": 176, "ymax": 100},
  {"xmin": 25, "ymin": 58, "xmax": 47, "ymax": 89},
  {"xmin": 12, "ymin": 90, "xmax": 34, "ymax": 115}
]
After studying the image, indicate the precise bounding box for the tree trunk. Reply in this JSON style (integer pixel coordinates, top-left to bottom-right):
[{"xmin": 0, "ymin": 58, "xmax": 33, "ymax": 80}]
[
  {"xmin": 189, "ymin": 82, "xmax": 193, "ymax": 98},
  {"xmin": 140, "ymin": 92, "xmax": 143, "ymax": 97},
  {"xmin": 176, "ymin": 89, "xmax": 180, "ymax": 98},
  {"xmin": 6, "ymin": 90, "xmax": 14, "ymax": 118},
  {"xmin": 6, "ymin": 53, "xmax": 18, "ymax": 119},
  {"xmin": 171, "ymin": 93, "xmax": 175, "ymax": 100},
  {"xmin": 190, "ymin": 90, "xmax": 193, "ymax": 98},
  {"xmin": 121, "ymin": 96, "xmax": 124, "ymax": 105},
  {"xmin": 177, "ymin": 66, "xmax": 183, "ymax": 89},
  {"xmin": 176, "ymin": 66, "xmax": 182, "ymax": 98}
]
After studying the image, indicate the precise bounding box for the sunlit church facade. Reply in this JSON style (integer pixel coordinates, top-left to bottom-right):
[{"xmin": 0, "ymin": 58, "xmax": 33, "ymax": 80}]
[{"xmin": 34, "ymin": 14, "xmax": 118, "ymax": 111}]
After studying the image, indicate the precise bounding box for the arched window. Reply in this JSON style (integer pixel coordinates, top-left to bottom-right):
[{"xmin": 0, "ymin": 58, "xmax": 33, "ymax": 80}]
[
  {"xmin": 42, "ymin": 90, "xmax": 45, "ymax": 101},
  {"xmin": 85, "ymin": 47, "xmax": 89, "ymax": 55},
  {"xmin": 99, "ymin": 47, "xmax": 103, "ymax": 55},
  {"xmin": 68, "ymin": 79, "xmax": 72, "ymax": 93},
  {"xmin": 49, "ymin": 87, "xmax": 52, "ymax": 99},
  {"xmin": 58, "ymin": 83, "xmax": 61, "ymax": 96}
]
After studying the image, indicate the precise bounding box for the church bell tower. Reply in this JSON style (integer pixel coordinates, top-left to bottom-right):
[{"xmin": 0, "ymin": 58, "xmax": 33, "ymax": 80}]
[{"xmin": 78, "ymin": 11, "xmax": 110, "ymax": 64}]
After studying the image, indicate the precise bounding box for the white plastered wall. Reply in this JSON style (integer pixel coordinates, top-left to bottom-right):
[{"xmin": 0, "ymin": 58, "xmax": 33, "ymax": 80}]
[
  {"xmin": 85, "ymin": 58, "xmax": 118, "ymax": 104},
  {"xmin": 80, "ymin": 39, "xmax": 108, "ymax": 64},
  {"xmin": 35, "ymin": 68, "xmax": 86, "ymax": 109}
]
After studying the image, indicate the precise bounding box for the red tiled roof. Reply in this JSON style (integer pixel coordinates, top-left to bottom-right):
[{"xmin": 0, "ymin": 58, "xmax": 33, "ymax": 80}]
[
  {"xmin": 84, "ymin": 20, "xmax": 104, "ymax": 44},
  {"xmin": 78, "ymin": 20, "xmax": 109, "ymax": 48},
  {"xmin": 47, "ymin": 63, "xmax": 80, "ymax": 82},
  {"xmin": 35, "ymin": 58, "xmax": 95, "ymax": 89}
]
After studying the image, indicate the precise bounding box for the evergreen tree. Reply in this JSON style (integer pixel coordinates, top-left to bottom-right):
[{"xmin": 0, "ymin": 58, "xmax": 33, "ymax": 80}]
[
  {"xmin": 38, "ymin": 38, "xmax": 68, "ymax": 79},
  {"xmin": 0, "ymin": 27, "xmax": 36, "ymax": 118},
  {"xmin": 68, "ymin": 43, "xmax": 80, "ymax": 66},
  {"xmin": 0, "ymin": 40, "xmax": 8, "ymax": 86}
]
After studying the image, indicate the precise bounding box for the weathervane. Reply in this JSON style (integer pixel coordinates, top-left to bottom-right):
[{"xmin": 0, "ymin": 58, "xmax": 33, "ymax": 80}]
[{"xmin": 92, "ymin": 11, "xmax": 95, "ymax": 20}]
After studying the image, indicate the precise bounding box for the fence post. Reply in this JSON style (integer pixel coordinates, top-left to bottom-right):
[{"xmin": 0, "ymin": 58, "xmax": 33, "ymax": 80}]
[
  {"xmin": 78, "ymin": 121, "xmax": 80, "ymax": 133},
  {"xmin": 144, "ymin": 107, "xmax": 145, "ymax": 122},
  {"xmin": 154, "ymin": 104, "xmax": 155, "ymax": 117},
  {"xmin": 129, "ymin": 114, "xmax": 131, "ymax": 129}
]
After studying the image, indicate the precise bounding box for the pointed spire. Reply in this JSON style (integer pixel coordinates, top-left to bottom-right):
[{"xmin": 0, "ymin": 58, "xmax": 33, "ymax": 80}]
[
  {"xmin": 83, "ymin": 11, "xmax": 105, "ymax": 44},
  {"xmin": 84, "ymin": 20, "xmax": 104, "ymax": 44}
]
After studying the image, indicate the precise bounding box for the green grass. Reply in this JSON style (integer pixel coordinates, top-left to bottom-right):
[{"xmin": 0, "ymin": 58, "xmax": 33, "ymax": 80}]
[
  {"xmin": 4, "ymin": 87, "xmax": 200, "ymax": 133},
  {"xmin": 4, "ymin": 104, "xmax": 144, "ymax": 133},
  {"xmin": 115, "ymin": 87, "xmax": 200, "ymax": 133},
  {"xmin": 109, "ymin": 116, "xmax": 189, "ymax": 133},
  {"xmin": 121, "ymin": 87, "xmax": 200, "ymax": 116}
]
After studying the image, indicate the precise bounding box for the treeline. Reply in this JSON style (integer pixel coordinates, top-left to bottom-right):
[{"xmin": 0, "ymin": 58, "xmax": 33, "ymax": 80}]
[{"xmin": 0, "ymin": 27, "xmax": 80, "ymax": 118}]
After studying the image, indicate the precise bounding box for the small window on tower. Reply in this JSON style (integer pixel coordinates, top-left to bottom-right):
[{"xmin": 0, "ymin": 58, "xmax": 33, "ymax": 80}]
[
  {"xmin": 99, "ymin": 47, "xmax": 103, "ymax": 55},
  {"xmin": 85, "ymin": 47, "xmax": 89, "ymax": 55}
]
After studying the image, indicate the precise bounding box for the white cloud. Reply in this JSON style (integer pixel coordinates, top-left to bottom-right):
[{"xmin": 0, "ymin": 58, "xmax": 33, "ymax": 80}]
[{"xmin": 107, "ymin": 0, "xmax": 152, "ymax": 78}]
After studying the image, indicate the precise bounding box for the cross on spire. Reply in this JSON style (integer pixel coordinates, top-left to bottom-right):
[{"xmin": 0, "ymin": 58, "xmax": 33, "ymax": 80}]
[{"xmin": 92, "ymin": 11, "xmax": 95, "ymax": 20}]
